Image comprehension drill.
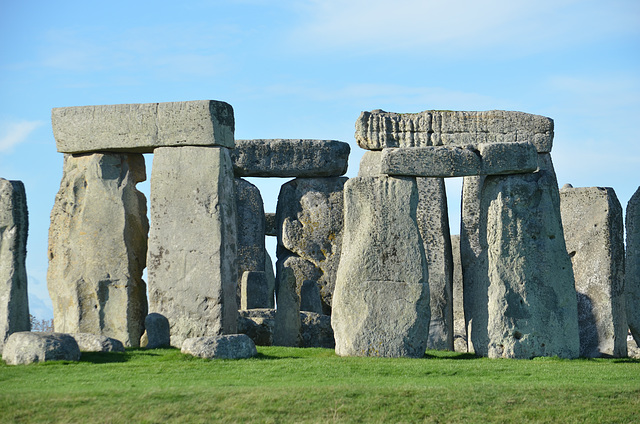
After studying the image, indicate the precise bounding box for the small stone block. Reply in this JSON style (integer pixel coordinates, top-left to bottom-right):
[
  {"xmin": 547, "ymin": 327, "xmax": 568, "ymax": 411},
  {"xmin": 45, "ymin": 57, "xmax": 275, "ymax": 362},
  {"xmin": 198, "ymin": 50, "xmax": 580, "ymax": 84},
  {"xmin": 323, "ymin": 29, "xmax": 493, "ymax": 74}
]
[
  {"xmin": 241, "ymin": 271, "xmax": 270, "ymax": 310},
  {"xmin": 181, "ymin": 334, "xmax": 257, "ymax": 359},
  {"xmin": 265, "ymin": 213, "xmax": 277, "ymax": 237}
]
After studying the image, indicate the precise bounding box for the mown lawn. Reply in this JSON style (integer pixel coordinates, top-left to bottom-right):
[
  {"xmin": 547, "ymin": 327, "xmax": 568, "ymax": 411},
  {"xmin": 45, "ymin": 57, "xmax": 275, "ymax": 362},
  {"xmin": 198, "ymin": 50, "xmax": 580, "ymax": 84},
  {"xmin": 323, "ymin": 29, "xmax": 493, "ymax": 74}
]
[{"xmin": 1, "ymin": 347, "xmax": 639, "ymax": 423}]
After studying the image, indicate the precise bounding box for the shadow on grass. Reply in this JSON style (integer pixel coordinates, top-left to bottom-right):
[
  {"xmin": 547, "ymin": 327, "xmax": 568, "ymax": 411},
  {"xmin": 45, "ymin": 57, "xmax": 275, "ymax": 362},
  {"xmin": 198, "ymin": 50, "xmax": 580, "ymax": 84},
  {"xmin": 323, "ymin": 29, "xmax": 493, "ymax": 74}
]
[
  {"xmin": 424, "ymin": 351, "xmax": 478, "ymax": 360},
  {"xmin": 79, "ymin": 351, "xmax": 129, "ymax": 364}
]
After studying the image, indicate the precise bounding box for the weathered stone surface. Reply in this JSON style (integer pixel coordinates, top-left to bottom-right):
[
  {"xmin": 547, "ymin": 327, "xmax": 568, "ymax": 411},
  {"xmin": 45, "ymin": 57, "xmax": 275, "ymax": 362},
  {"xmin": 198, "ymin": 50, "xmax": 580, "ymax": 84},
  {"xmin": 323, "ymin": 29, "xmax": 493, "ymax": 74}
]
[
  {"xmin": 300, "ymin": 311, "xmax": 334, "ymax": 348},
  {"xmin": 265, "ymin": 251, "xmax": 276, "ymax": 308},
  {"xmin": 628, "ymin": 187, "xmax": 640, "ymax": 346},
  {"xmin": 357, "ymin": 151, "xmax": 383, "ymax": 177},
  {"xmin": 356, "ymin": 110, "xmax": 553, "ymax": 153},
  {"xmin": 451, "ymin": 235, "xmax": 467, "ymax": 352},
  {"xmin": 382, "ymin": 146, "xmax": 481, "ymax": 177},
  {"xmin": 299, "ymin": 280, "xmax": 323, "ymax": 314},
  {"xmin": 265, "ymin": 213, "xmax": 277, "ymax": 237},
  {"xmin": 241, "ymin": 271, "xmax": 270, "ymax": 310},
  {"xmin": 71, "ymin": 333, "xmax": 125, "ymax": 352},
  {"xmin": 52, "ymin": 100, "xmax": 235, "ymax": 153},
  {"xmin": 235, "ymin": 178, "xmax": 266, "ymax": 306},
  {"xmin": 273, "ymin": 255, "xmax": 303, "ymax": 347},
  {"xmin": 48, "ymin": 153, "xmax": 148, "ymax": 347},
  {"xmin": 0, "ymin": 179, "xmax": 30, "ymax": 353},
  {"xmin": 147, "ymin": 146, "xmax": 238, "ymax": 347},
  {"xmin": 276, "ymin": 177, "xmax": 347, "ymax": 315},
  {"xmin": 143, "ymin": 313, "xmax": 171, "ymax": 349},
  {"xmin": 181, "ymin": 334, "xmax": 257, "ymax": 359},
  {"xmin": 628, "ymin": 336, "xmax": 640, "ymax": 359},
  {"xmin": 416, "ymin": 178, "xmax": 453, "ymax": 351},
  {"xmin": 560, "ymin": 186, "xmax": 627, "ymax": 357},
  {"xmin": 2, "ymin": 332, "xmax": 80, "ymax": 365},
  {"xmin": 238, "ymin": 309, "xmax": 275, "ymax": 346},
  {"xmin": 332, "ymin": 176, "xmax": 430, "ymax": 358},
  {"xmin": 474, "ymin": 171, "xmax": 580, "ymax": 359},
  {"xmin": 231, "ymin": 139, "xmax": 350, "ymax": 177},
  {"xmin": 478, "ymin": 142, "xmax": 539, "ymax": 175}
]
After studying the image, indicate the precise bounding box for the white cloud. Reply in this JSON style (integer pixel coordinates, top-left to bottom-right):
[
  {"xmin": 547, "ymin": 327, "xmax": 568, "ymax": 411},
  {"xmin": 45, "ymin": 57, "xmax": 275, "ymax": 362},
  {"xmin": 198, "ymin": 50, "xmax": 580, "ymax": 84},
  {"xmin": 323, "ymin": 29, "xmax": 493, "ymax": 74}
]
[{"xmin": 0, "ymin": 120, "xmax": 44, "ymax": 152}]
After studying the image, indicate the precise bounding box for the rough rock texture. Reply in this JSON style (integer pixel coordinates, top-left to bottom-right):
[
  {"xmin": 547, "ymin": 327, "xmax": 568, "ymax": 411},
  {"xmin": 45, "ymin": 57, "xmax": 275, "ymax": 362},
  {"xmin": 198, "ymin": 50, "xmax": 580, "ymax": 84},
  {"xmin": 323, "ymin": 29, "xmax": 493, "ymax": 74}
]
[
  {"xmin": 240, "ymin": 271, "xmax": 270, "ymax": 310},
  {"xmin": 416, "ymin": 178, "xmax": 453, "ymax": 351},
  {"xmin": 357, "ymin": 151, "xmax": 383, "ymax": 177},
  {"xmin": 272, "ymin": 255, "xmax": 303, "ymax": 347},
  {"xmin": 356, "ymin": 110, "xmax": 553, "ymax": 153},
  {"xmin": 300, "ymin": 311, "xmax": 334, "ymax": 348},
  {"xmin": 238, "ymin": 309, "xmax": 275, "ymax": 346},
  {"xmin": 235, "ymin": 178, "xmax": 266, "ymax": 306},
  {"xmin": 560, "ymin": 186, "xmax": 627, "ymax": 358},
  {"xmin": 299, "ymin": 280, "xmax": 323, "ymax": 314},
  {"xmin": 231, "ymin": 139, "xmax": 350, "ymax": 177},
  {"xmin": 332, "ymin": 176, "xmax": 430, "ymax": 358},
  {"xmin": 380, "ymin": 142, "xmax": 537, "ymax": 178},
  {"xmin": 142, "ymin": 313, "xmax": 171, "ymax": 349},
  {"xmin": 47, "ymin": 153, "xmax": 148, "ymax": 347},
  {"xmin": 265, "ymin": 251, "xmax": 276, "ymax": 308},
  {"xmin": 628, "ymin": 187, "xmax": 640, "ymax": 346},
  {"xmin": 181, "ymin": 334, "xmax": 257, "ymax": 359},
  {"xmin": 473, "ymin": 171, "xmax": 580, "ymax": 359},
  {"xmin": 265, "ymin": 213, "xmax": 277, "ymax": 237},
  {"xmin": 451, "ymin": 235, "xmax": 467, "ymax": 352},
  {"xmin": 147, "ymin": 146, "xmax": 238, "ymax": 347},
  {"xmin": 276, "ymin": 177, "xmax": 347, "ymax": 315},
  {"xmin": 52, "ymin": 100, "xmax": 235, "ymax": 153},
  {"xmin": 71, "ymin": 333, "xmax": 125, "ymax": 352},
  {"xmin": 628, "ymin": 337, "xmax": 640, "ymax": 359},
  {"xmin": 0, "ymin": 179, "xmax": 30, "ymax": 353},
  {"xmin": 2, "ymin": 332, "xmax": 81, "ymax": 365}
]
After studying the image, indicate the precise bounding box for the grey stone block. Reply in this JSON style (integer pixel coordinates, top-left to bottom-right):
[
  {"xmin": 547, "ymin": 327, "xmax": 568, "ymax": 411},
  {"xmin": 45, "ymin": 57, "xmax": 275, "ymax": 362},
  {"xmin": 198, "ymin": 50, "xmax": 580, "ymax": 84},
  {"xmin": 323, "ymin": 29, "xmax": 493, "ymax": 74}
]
[
  {"xmin": 52, "ymin": 100, "xmax": 235, "ymax": 153},
  {"xmin": 265, "ymin": 213, "xmax": 277, "ymax": 237},
  {"xmin": 273, "ymin": 255, "xmax": 303, "ymax": 347},
  {"xmin": 560, "ymin": 186, "xmax": 627, "ymax": 357},
  {"xmin": 181, "ymin": 334, "xmax": 257, "ymax": 359},
  {"xmin": 627, "ymin": 187, "xmax": 640, "ymax": 346},
  {"xmin": 71, "ymin": 333, "xmax": 125, "ymax": 352},
  {"xmin": 147, "ymin": 146, "xmax": 238, "ymax": 348},
  {"xmin": 300, "ymin": 311, "xmax": 334, "ymax": 348},
  {"xmin": 231, "ymin": 139, "xmax": 350, "ymax": 177},
  {"xmin": 2, "ymin": 332, "xmax": 81, "ymax": 365},
  {"xmin": 356, "ymin": 109, "xmax": 553, "ymax": 153},
  {"xmin": 451, "ymin": 235, "xmax": 468, "ymax": 353},
  {"xmin": 240, "ymin": 271, "xmax": 270, "ymax": 310},
  {"xmin": 143, "ymin": 313, "xmax": 171, "ymax": 349},
  {"xmin": 0, "ymin": 179, "xmax": 30, "ymax": 353},
  {"xmin": 238, "ymin": 308, "xmax": 275, "ymax": 346},
  {"xmin": 47, "ymin": 153, "xmax": 148, "ymax": 347}
]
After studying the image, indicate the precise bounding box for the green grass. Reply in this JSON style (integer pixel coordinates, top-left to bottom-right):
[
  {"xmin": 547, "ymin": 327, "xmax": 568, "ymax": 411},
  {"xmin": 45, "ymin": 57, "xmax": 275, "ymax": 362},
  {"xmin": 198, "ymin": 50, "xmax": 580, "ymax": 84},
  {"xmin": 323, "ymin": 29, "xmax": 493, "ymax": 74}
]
[{"xmin": 1, "ymin": 347, "xmax": 639, "ymax": 423}]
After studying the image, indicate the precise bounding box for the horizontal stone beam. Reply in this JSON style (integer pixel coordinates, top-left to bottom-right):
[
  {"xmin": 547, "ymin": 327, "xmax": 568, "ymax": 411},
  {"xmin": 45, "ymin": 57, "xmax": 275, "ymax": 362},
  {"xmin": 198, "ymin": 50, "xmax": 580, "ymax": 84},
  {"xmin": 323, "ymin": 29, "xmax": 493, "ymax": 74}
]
[
  {"xmin": 380, "ymin": 142, "xmax": 538, "ymax": 178},
  {"xmin": 52, "ymin": 100, "xmax": 234, "ymax": 154},
  {"xmin": 356, "ymin": 110, "xmax": 553, "ymax": 153},
  {"xmin": 231, "ymin": 139, "xmax": 350, "ymax": 177}
]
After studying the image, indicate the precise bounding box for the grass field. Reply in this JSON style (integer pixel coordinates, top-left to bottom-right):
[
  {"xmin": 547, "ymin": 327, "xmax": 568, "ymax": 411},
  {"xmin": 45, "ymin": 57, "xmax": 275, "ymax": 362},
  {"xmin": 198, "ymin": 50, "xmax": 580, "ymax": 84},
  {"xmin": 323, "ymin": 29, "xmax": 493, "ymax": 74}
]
[{"xmin": 1, "ymin": 347, "xmax": 639, "ymax": 423}]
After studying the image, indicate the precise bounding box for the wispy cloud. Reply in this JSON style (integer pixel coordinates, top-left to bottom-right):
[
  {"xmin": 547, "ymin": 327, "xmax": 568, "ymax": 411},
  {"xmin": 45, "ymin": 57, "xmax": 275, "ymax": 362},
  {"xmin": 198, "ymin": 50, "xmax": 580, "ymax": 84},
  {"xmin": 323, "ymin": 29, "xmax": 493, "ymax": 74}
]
[{"xmin": 0, "ymin": 120, "xmax": 44, "ymax": 152}]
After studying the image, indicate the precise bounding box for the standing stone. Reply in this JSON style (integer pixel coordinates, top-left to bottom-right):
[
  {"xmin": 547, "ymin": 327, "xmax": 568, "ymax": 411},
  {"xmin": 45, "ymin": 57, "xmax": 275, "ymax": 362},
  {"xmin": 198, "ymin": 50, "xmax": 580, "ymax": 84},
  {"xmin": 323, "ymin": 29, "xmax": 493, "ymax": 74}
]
[
  {"xmin": 235, "ymin": 178, "xmax": 266, "ymax": 306},
  {"xmin": 560, "ymin": 186, "xmax": 627, "ymax": 357},
  {"xmin": 477, "ymin": 171, "xmax": 580, "ymax": 359},
  {"xmin": 451, "ymin": 235, "xmax": 467, "ymax": 352},
  {"xmin": 628, "ymin": 187, "xmax": 640, "ymax": 347},
  {"xmin": 147, "ymin": 146, "xmax": 238, "ymax": 347},
  {"xmin": 332, "ymin": 176, "xmax": 430, "ymax": 358},
  {"xmin": 300, "ymin": 311, "xmax": 335, "ymax": 348},
  {"xmin": 272, "ymin": 255, "xmax": 304, "ymax": 346},
  {"xmin": 240, "ymin": 271, "xmax": 270, "ymax": 310},
  {"xmin": 143, "ymin": 313, "xmax": 171, "ymax": 349},
  {"xmin": 0, "ymin": 179, "xmax": 30, "ymax": 353},
  {"xmin": 276, "ymin": 177, "xmax": 347, "ymax": 315},
  {"xmin": 47, "ymin": 153, "xmax": 148, "ymax": 347},
  {"xmin": 416, "ymin": 177, "xmax": 454, "ymax": 351},
  {"xmin": 265, "ymin": 251, "xmax": 276, "ymax": 308}
]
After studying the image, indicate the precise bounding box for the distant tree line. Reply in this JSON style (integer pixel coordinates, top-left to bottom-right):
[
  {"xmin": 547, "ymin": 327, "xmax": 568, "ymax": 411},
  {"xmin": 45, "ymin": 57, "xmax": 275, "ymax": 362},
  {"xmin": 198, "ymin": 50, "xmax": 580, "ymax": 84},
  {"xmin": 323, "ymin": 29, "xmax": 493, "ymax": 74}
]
[{"xmin": 29, "ymin": 315, "xmax": 54, "ymax": 332}]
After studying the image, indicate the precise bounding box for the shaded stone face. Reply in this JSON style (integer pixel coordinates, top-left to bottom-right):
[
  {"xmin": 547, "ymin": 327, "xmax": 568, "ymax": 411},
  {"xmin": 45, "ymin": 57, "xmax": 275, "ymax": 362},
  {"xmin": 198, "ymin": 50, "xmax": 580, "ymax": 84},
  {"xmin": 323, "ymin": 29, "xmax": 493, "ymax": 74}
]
[
  {"xmin": 331, "ymin": 176, "xmax": 430, "ymax": 358},
  {"xmin": 450, "ymin": 235, "xmax": 468, "ymax": 353},
  {"xmin": 559, "ymin": 186, "xmax": 627, "ymax": 358},
  {"xmin": 147, "ymin": 146, "xmax": 238, "ymax": 348},
  {"xmin": 0, "ymin": 179, "xmax": 30, "ymax": 353},
  {"xmin": 628, "ymin": 187, "xmax": 640, "ymax": 347},
  {"xmin": 47, "ymin": 153, "xmax": 148, "ymax": 347},
  {"xmin": 2, "ymin": 332, "xmax": 81, "ymax": 365}
]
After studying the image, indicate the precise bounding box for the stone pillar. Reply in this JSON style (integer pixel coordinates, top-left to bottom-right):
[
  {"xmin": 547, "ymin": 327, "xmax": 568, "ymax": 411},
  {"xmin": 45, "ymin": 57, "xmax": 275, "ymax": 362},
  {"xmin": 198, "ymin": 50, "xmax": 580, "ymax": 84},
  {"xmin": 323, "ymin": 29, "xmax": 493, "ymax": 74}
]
[
  {"xmin": 559, "ymin": 186, "xmax": 627, "ymax": 357},
  {"xmin": 628, "ymin": 187, "xmax": 640, "ymax": 347},
  {"xmin": 47, "ymin": 153, "xmax": 148, "ymax": 347},
  {"xmin": 331, "ymin": 176, "xmax": 430, "ymax": 358},
  {"xmin": 0, "ymin": 179, "xmax": 30, "ymax": 353},
  {"xmin": 147, "ymin": 146, "xmax": 238, "ymax": 347},
  {"xmin": 451, "ymin": 235, "xmax": 467, "ymax": 352}
]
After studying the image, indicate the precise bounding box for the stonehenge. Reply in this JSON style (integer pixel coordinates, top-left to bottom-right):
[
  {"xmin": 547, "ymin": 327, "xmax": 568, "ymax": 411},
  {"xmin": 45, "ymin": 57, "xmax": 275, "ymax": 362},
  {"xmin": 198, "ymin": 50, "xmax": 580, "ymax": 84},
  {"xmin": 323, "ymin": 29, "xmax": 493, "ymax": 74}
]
[{"xmin": 4, "ymin": 100, "xmax": 637, "ymax": 363}]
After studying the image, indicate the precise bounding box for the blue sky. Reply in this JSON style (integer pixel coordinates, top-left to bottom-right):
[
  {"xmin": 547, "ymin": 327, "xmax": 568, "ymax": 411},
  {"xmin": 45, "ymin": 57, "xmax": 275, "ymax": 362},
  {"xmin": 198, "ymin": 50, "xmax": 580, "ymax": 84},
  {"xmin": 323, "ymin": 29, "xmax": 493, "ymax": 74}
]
[{"xmin": 1, "ymin": 0, "xmax": 639, "ymax": 320}]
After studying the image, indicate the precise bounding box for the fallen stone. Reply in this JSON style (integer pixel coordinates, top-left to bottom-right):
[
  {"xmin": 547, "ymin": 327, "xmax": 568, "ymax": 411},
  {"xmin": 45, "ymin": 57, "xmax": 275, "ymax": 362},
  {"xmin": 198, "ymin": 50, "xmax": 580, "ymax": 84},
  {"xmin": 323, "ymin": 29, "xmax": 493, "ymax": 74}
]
[
  {"xmin": 47, "ymin": 153, "xmax": 148, "ymax": 347},
  {"xmin": 147, "ymin": 146, "xmax": 238, "ymax": 347},
  {"xmin": 416, "ymin": 178, "xmax": 453, "ymax": 351},
  {"xmin": 240, "ymin": 271, "xmax": 270, "ymax": 310},
  {"xmin": 300, "ymin": 311, "xmax": 334, "ymax": 348},
  {"xmin": 331, "ymin": 176, "xmax": 430, "ymax": 358},
  {"xmin": 71, "ymin": 333, "xmax": 125, "ymax": 352},
  {"xmin": 231, "ymin": 139, "xmax": 350, "ymax": 177},
  {"xmin": 181, "ymin": 334, "xmax": 257, "ymax": 359},
  {"xmin": 559, "ymin": 186, "xmax": 627, "ymax": 357},
  {"xmin": 451, "ymin": 235, "xmax": 468, "ymax": 353},
  {"xmin": 52, "ymin": 100, "xmax": 235, "ymax": 153},
  {"xmin": 143, "ymin": 313, "xmax": 171, "ymax": 349},
  {"xmin": 356, "ymin": 110, "xmax": 553, "ymax": 153},
  {"xmin": 265, "ymin": 213, "xmax": 277, "ymax": 237},
  {"xmin": 628, "ymin": 187, "xmax": 640, "ymax": 346},
  {"xmin": 477, "ymin": 171, "xmax": 580, "ymax": 359},
  {"xmin": 238, "ymin": 309, "xmax": 275, "ymax": 346},
  {"xmin": 276, "ymin": 177, "xmax": 347, "ymax": 315},
  {"xmin": 2, "ymin": 332, "xmax": 81, "ymax": 365},
  {"xmin": 0, "ymin": 179, "xmax": 30, "ymax": 353}
]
